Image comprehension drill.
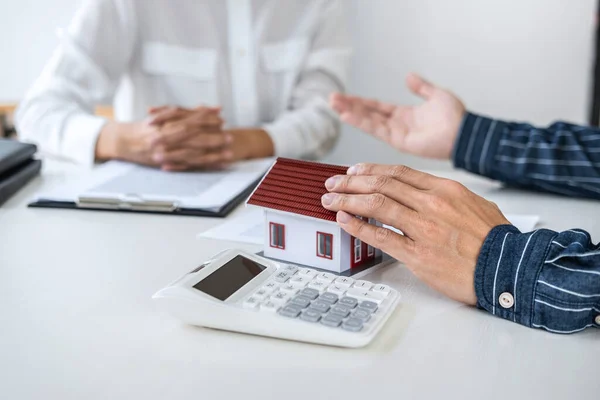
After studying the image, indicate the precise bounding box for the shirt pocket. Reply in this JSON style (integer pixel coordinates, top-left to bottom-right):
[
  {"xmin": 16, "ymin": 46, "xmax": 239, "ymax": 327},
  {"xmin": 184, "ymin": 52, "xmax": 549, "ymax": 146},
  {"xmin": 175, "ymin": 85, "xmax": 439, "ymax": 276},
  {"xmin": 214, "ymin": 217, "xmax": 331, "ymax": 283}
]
[
  {"xmin": 141, "ymin": 42, "xmax": 218, "ymax": 105},
  {"xmin": 260, "ymin": 38, "xmax": 309, "ymax": 118}
]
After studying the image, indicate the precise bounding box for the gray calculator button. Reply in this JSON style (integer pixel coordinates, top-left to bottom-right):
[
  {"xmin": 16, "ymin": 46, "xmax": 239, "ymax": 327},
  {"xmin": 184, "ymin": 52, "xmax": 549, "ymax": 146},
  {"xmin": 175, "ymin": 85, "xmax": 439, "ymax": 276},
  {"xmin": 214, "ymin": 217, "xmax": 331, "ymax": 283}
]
[
  {"xmin": 358, "ymin": 300, "xmax": 378, "ymax": 313},
  {"xmin": 319, "ymin": 292, "xmax": 339, "ymax": 304},
  {"xmin": 321, "ymin": 313, "xmax": 344, "ymax": 327},
  {"xmin": 352, "ymin": 308, "xmax": 371, "ymax": 322},
  {"xmin": 330, "ymin": 304, "xmax": 352, "ymax": 318},
  {"xmin": 299, "ymin": 288, "xmax": 320, "ymax": 300},
  {"xmin": 279, "ymin": 304, "xmax": 303, "ymax": 318},
  {"xmin": 339, "ymin": 297, "xmax": 358, "ymax": 309},
  {"xmin": 342, "ymin": 318, "xmax": 364, "ymax": 332},
  {"xmin": 274, "ymin": 271, "xmax": 291, "ymax": 283},
  {"xmin": 309, "ymin": 300, "xmax": 331, "ymax": 314},
  {"xmin": 300, "ymin": 309, "xmax": 321, "ymax": 323},
  {"xmin": 290, "ymin": 296, "xmax": 311, "ymax": 309}
]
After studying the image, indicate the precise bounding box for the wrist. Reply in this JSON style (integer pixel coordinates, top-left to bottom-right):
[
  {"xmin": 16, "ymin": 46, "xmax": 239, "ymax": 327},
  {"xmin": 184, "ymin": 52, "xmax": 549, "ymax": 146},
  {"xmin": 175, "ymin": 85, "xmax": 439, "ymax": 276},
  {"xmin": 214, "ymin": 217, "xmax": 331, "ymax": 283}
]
[
  {"xmin": 95, "ymin": 121, "xmax": 122, "ymax": 160},
  {"xmin": 227, "ymin": 128, "xmax": 275, "ymax": 160}
]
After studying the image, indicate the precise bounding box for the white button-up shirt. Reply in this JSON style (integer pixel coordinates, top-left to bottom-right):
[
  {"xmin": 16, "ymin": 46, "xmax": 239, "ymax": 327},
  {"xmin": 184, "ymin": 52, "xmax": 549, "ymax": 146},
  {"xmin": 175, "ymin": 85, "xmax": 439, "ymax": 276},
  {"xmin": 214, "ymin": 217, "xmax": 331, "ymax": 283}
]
[{"xmin": 16, "ymin": 0, "xmax": 351, "ymax": 166}]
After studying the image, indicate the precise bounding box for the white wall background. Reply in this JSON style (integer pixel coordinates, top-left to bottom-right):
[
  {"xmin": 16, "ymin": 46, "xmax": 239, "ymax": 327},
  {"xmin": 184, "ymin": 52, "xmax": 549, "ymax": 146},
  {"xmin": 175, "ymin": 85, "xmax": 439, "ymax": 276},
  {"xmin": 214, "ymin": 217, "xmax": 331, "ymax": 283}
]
[{"xmin": 0, "ymin": 0, "xmax": 597, "ymax": 169}]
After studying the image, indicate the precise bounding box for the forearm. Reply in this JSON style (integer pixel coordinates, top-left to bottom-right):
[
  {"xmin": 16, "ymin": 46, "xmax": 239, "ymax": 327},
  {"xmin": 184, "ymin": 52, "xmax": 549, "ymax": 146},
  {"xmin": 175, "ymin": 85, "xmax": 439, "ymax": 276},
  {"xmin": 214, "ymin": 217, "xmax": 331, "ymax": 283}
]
[
  {"xmin": 475, "ymin": 225, "xmax": 600, "ymax": 333},
  {"xmin": 16, "ymin": 97, "xmax": 107, "ymax": 166},
  {"xmin": 453, "ymin": 112, "xmax": 600, "ymax": 199},
  {"xmin": 227, "ymin": 128, "xmax": 274, "ymax": 160}
]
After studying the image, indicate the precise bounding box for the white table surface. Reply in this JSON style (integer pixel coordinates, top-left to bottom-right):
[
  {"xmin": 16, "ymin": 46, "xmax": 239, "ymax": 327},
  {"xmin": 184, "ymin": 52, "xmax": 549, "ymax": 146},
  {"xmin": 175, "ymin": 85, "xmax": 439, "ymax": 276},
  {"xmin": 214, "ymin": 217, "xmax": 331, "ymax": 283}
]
[{"xmin": 1, "ymin": 161, "xmax": 598, "ymax": 400}]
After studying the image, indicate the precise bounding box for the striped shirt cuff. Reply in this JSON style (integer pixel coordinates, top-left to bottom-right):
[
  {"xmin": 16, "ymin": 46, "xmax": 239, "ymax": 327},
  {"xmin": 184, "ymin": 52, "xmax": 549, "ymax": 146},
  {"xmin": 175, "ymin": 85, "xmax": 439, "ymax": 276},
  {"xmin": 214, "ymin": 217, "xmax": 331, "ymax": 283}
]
[
  {"xmin": 453, "ymin": 112, "xmax": 508, "ymax": 179},
  {"xmin": 474, "ymin": 224, "xmax": 557, "ymax": 327}
]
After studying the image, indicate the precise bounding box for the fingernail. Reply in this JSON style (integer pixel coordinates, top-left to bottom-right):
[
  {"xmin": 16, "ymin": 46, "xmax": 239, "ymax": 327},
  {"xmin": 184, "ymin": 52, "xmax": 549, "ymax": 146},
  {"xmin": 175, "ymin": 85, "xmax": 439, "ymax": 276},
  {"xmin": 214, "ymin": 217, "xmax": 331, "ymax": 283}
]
[
  {"xmin": 347, "ymin": 164, "xmax": 361, "ymax": 175},
  {"xmin": 225, "ymin": 134, "xmax": 233, "ymax": 143},
  {"xmin": 321, "ymin": 193, "xmax": 336, "ymax": 206},
  {"xmin": 337, "ymin": 211, "xmax": 352, "ymax": 224},
  {"xmin": 325, "ymin": 176, "xmax": 338, "ymax": 190}
]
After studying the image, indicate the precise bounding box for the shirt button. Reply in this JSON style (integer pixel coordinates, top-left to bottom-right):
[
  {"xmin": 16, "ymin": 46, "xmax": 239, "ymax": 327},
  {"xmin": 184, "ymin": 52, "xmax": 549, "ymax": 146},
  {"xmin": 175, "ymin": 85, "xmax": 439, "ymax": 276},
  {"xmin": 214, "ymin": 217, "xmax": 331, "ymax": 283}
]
[
  {"xmin": 499, "ymin": 292, "xmax": 514, "ymax": 309},
  {"xmin": 595, "ymin": 315, "xmax": 600, "ymax": 325}
]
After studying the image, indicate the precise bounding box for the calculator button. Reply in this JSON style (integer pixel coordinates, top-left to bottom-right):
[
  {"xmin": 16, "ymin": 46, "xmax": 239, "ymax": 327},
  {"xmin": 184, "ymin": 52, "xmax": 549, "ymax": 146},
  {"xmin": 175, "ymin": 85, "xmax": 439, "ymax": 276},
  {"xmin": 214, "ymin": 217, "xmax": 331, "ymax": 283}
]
[
  {"xmin": 330, "ymin": 304, "xmax": 352, "ymax": 318},
  {"xmin": 352, "ymin": 280, "xmax": 373, "ymax": 290},
  {"xmin": 289, "ymin": 276, "xmax": 310, "ymax": 288},
  {"xmin": 279, "ymin": 284, "xmax": 300, "ymax": 296},
  {"xmin": 327, "ymin": 285, "xmax": 347, "ymax": 296},
  {"xmin": 309, "ymin": 300, "xmax": 331, "ymax": 314},
  {"xmin": 282, "ymin": 265, "xmax": 298, "ymax": 274},
  {"xmin": 319, "ymin": 292, "xmax": 339, "ymax": 304},
  {"xmin": 260, "ymin": 301, "xmax": 279, "ymax": 313},
  {"xmin": 372, "ymin": 284, "xmax": 392, "ymax": 295},
  {"xmin": 270, "ymin": 291, "xmax": 292, "ymax": 305},
  {"xmin": 299, "ymin": 288, "xmax": 320, "ymax": 300},
  {"xmin": 315, "ymin": 272, "xmax": 336, "ymax": 283},
  {"xmin": 321, "ymin": 313, "xmax": 344, "ymax": 328},
  {"xmin": 300, "ymin": 309, "xmax": 321, "ymax": 323},
  {"xmin": 361, "ymin": 291, "xmax": 386, "ymax": 304},
  {"xmin": 253, "ymin": 288, "xmax": 271, "ymax": 300},
  {"xmin": 262, "ymin": 281, "xmax": 280, "ymax": 293},
  {"xmin": 342, "ymin": 318, "xmax": 364, "ymax": 332},
  {"xmin": 273, "ymin": 271, "xmax": 291, "ymax": 283},
  {"xmin": 242, "ymin": 296, "xmax": 260, "ymax": 310},
  {"xmin": 358, "ymin": 300, "xmax": 378, "ymax": 313},
  {"xmin": 298, "ymin": 268, "xmax": 317, "ymax": 279},
  {"xmin": 338, "ymin": 296, "xmax": 358, "ymax": 309},
  {"xmin": 352, "ymin": 308, "xmax": 371, "ymax": 322},
  {"xmin": 307, "ymin": 280, "xmax": 329, "ymax": 292},
  {"xmin": 345, "ymin": 288, "xmax": 370, "ymax": 300},
  {"xmin": 290, "ymin": 296, "xmax": 311, "ymax": 309},
  {"xmin": 334, "ymin": 277, "xmax": 355, "ymax": 288},
  {"xmin": 279, "ymin": 304, "xmax": 302, "ymax": 318}
]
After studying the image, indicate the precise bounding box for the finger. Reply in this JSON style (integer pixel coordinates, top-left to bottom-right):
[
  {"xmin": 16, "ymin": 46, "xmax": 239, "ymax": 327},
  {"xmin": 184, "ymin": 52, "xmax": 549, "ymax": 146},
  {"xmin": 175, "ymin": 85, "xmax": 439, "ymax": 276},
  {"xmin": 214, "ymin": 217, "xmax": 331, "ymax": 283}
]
[
  {"xmin": 321, "ymin": 192, "xmax": 418, "ymax": 237},
  {"xmin": 324, "ymin": 174, "xmax": 427, "ymax": 211},
  {"xmin": 329, "ymin": 92, "xmax": 350, "ymax": 114},
  {"xmin": 147, "ymin": 107, "xmax": 189, "ymax": 125},
  {"xmin": 406, "ymin": 73, "xmax": 436, "ymax": 100},
  {"xmin": 346, "ymin": 163, "xmax": 438, "ymax": 190},
  {"xmin": 148, "ymin": 105, "xmax": 170, "ymax": 115},
  {"xmin": 159, "ymin": 131, "xmax": 232, "ymax": 151},
  {"xmin": 335, "ymin": 211, "xmax": 414, "ymax": 262}
]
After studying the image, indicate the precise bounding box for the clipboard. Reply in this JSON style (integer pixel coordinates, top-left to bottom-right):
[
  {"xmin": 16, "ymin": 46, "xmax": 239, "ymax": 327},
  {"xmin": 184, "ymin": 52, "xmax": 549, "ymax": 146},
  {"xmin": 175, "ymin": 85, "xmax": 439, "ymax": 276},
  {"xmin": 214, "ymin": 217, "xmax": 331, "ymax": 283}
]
[{"xmin": 27, "ymin": 177, "xmax": 260, "ymax": 218}]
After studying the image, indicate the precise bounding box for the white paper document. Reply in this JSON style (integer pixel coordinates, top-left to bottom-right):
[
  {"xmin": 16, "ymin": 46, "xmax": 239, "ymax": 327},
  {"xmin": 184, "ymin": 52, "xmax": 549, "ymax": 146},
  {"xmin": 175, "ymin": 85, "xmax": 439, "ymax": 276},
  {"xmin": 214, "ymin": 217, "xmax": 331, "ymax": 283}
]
[
  {"xmin": 199, "ymin": 208, "xmax": 541, "ymax": 245},
  {"xmin": 33, "ymin": 158, "xmax": 274, "ymax": 211}
]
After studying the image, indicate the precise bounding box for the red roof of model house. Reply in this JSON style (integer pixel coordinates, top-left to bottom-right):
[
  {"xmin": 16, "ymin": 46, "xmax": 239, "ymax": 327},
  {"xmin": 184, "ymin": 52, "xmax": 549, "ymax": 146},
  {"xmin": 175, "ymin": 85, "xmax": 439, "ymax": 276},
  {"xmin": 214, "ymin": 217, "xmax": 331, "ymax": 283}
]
[{"xmin": 247, "ymin": 157, "xmax": 349, "ymax": 222}]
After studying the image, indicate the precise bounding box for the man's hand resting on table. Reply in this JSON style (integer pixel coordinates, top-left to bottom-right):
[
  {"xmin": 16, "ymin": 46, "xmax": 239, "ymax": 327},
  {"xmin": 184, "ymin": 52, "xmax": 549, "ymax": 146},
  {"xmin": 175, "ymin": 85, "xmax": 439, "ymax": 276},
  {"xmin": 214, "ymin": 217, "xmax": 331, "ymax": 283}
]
[
  {"xmin": 330, "ymin": 73, "xmax": 466, "ymax": 159},
  {"xmin": 95, "ymin": 105, "xmax": 275, "ymax": 170},
  {"xmin": 95, "ymin": 106, "xmax": 231, "ymax": 170},
  {"xmin": 321, "ymin": 163, "xmax": 510, "ymax": 305}
]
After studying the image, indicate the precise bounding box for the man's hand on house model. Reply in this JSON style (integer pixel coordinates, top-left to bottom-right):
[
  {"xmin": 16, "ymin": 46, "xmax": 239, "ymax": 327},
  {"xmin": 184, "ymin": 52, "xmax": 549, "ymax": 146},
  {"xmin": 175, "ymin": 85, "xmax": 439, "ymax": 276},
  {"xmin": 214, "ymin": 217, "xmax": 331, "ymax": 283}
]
[{"xmin": 320, "ymin": 163, "xmax": 510, "ymax": 305}]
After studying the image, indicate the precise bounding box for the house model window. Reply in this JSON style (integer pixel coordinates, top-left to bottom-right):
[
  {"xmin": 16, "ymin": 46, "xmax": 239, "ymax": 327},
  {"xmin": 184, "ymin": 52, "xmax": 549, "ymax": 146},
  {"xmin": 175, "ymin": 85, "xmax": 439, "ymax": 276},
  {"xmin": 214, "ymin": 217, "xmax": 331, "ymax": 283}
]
[
  {"xmin": 317, "ymin": 232, "xmax": 333, "ymax": 259},
  {"xmin": 247, "ymin": 157, "xmax": 383, "ymax": 274},
  {"xmin": 269, "ymin": 223, "xmax": 285, "ymax": 249}
]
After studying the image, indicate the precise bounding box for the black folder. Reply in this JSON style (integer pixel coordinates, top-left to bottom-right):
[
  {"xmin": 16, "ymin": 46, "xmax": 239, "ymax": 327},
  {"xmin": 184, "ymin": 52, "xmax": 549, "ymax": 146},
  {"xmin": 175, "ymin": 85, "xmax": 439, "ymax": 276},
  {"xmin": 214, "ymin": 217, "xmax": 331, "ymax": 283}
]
[
  {"xmin": 0, "ymin": 139, "xmax": 42, "ymax": 206},
  {"xmin": 27, "ymin": 179, "xmax": 259, "ymax": 218}
]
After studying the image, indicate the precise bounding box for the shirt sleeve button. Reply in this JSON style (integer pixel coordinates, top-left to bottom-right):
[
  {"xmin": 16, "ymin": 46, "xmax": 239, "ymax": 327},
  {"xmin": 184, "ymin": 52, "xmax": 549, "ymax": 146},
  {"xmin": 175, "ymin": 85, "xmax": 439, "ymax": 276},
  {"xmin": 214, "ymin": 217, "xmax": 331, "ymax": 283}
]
[
  {"xmin": 594, "ymin": 315, "xmax": 600, "ymax": 325},
  {"xmin": 499, "ymin": 292, "xmax": 515, "ymax": 309}
]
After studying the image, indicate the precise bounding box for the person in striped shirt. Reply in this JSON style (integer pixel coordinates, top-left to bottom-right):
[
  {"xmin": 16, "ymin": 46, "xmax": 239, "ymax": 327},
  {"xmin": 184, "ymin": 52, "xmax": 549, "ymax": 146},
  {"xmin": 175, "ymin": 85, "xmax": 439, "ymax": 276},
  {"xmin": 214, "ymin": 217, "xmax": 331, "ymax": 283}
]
[{"xmin": 319, "ymin": 73, "xmax": 599, "ymax": 334}]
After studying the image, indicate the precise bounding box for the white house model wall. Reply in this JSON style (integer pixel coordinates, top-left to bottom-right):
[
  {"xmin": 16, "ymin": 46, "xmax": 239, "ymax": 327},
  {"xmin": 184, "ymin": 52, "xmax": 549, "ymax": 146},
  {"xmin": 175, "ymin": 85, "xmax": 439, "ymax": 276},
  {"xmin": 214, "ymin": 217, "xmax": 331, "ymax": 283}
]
[{"xmin": 263, "ymin": 210, "xmax": 347, "ymax": 273}]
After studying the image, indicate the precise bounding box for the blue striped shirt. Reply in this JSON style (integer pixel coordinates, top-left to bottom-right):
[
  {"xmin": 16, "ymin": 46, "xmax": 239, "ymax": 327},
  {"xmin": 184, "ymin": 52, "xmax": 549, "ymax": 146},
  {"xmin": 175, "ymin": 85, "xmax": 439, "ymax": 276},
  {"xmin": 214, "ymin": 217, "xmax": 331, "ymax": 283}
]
[{"xmin": 453, "ymin": 112, "xmax": 600, "ymax": 333}]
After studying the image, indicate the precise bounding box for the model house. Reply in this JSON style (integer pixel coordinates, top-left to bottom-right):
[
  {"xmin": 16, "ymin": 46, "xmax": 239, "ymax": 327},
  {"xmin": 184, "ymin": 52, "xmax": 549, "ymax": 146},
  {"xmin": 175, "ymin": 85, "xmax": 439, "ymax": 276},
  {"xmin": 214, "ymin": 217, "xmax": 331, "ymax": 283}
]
[{"xmin": 247, "ymin": 157, "xmax": 382, "ymax": 274}]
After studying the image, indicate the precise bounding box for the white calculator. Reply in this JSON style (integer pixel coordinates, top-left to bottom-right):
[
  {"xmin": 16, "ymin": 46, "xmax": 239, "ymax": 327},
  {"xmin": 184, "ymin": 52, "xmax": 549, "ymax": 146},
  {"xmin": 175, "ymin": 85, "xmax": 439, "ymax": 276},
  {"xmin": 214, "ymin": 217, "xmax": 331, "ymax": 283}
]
[{"xmin": 153, "ymin": 249, "xmax": 400, "ymax": 348}]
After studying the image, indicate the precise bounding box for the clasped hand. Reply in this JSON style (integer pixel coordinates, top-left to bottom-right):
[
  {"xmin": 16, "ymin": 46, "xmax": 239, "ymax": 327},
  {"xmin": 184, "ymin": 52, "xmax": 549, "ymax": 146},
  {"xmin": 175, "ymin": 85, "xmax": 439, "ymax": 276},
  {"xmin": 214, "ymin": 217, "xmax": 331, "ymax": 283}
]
[{"xmin": 127, "ymin": 105, "xmax": 232, "ymax": 171}]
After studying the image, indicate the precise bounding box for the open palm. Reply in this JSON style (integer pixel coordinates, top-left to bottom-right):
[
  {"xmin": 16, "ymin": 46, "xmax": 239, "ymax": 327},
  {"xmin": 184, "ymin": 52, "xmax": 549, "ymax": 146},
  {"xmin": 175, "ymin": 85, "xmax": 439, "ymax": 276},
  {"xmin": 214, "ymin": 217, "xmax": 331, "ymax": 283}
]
[{"xmin": 330, "ymin": 73, "xmax": 466, "ymax": 159}]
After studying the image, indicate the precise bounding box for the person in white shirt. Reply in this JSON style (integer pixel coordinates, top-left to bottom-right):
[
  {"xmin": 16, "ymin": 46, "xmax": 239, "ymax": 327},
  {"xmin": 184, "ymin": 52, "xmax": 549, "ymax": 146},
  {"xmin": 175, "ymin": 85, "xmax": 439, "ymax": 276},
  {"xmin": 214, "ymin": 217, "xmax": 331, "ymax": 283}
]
[{"xmin": 16, "ymin": 0, "xmax": 350, "ymax": 170}]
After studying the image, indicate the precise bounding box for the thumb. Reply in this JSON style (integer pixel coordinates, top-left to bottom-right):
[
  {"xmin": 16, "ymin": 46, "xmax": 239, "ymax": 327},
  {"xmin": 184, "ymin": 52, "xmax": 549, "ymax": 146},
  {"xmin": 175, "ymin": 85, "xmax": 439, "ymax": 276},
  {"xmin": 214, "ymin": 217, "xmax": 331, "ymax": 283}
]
[{"xmin": 406, "ymin": 73, "xmax": 436, "ymax": 100}]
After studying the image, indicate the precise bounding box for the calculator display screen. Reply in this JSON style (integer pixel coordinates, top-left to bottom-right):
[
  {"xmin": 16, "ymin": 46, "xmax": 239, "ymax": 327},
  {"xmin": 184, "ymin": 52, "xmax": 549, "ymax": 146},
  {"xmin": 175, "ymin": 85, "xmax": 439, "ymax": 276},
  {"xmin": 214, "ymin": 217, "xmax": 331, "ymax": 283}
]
[{"xmin": 193, "ymin": 255, "xmax": 266, "ymax": 301}]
